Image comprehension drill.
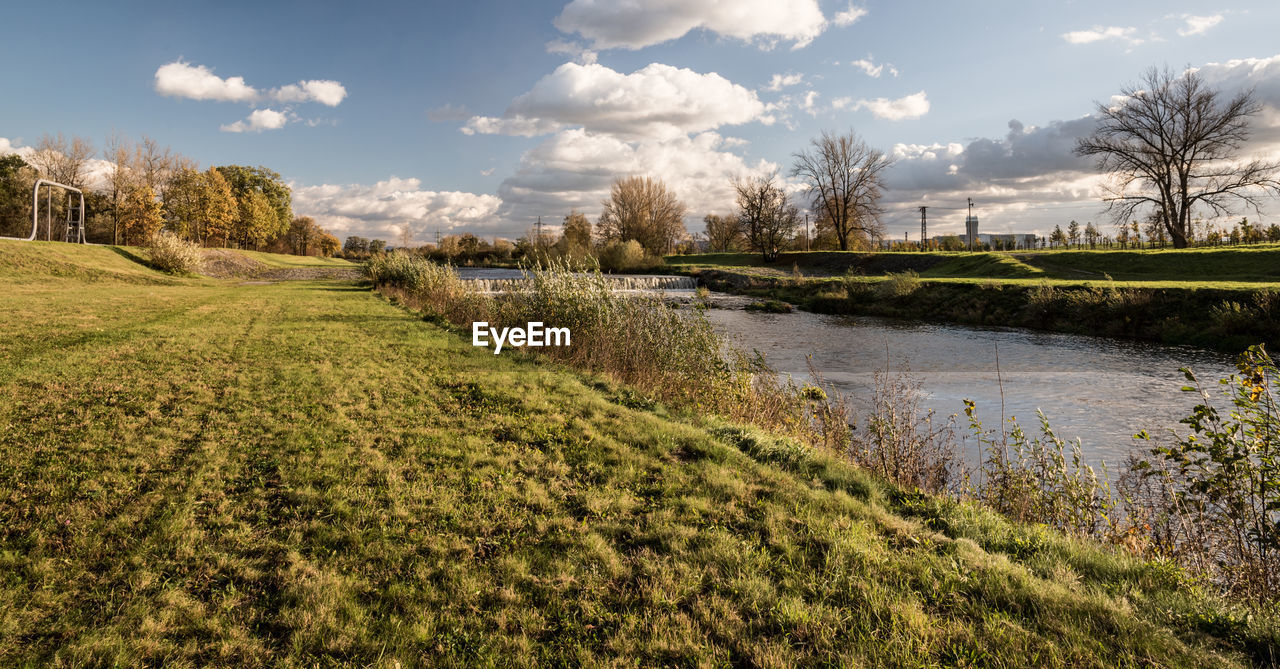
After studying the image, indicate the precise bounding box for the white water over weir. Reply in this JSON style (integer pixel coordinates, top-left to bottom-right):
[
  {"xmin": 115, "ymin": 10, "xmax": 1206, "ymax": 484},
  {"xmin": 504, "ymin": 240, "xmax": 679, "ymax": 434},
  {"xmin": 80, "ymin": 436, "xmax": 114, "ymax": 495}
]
[{"xmin": 455, "ymin": 268, "xmax": 696, "ymax": 293}]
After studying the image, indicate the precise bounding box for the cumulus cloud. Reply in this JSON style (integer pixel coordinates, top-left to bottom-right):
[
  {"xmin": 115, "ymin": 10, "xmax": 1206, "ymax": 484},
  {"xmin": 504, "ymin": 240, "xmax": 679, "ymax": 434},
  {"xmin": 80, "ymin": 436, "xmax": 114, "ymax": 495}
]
[
  {"xmin": 271, "ymin": 80, "xmax": 347, "ymax": 106},
  {"xmin": 154, "ymin": 60, "xmax": 346, "ymax": 131},
  {"xmin": 851, "ymin": 91, "xmax": 930, "ymax": 121},
  {"xmin": 293, "ymin": 177, "xmax": 503, "ymax": 242},
  {"xmin": 1177, "ymin": 14, "xmax": 1223, "ymax": 37},
  {"xmin": 154, "ymin": 61, "xmax": 257, "ymax": 102},
  {"xmin": 220, "ymin": 109, "xmax": 289, "ymax": 133},
  {"xmin": 462, "ymin": 62, "xmax": 768, "ymax": 140},
  {"xmin": 764, "ymin": 72, "xmax": 804, "ymax": 91},
  {"xmin": 1061, "ymin": 26, "xmax": 1141, "ymax": 45},
  {"xmin": 545, "ymin": 39, "xmax": 598, "ymax": 64},
  {"xmin": 833, "ymin": 4, "xmax": 867, "ymax": 27},
  {"xmin": 496, "ymin": 128, "xmax": 779, "ymax": 225},
  {"xmin": 849, "ymin": 56, "xmax": 897, "ymax": 78},
  {"xmin": 1193, "ymin": 54, "xmax": 1280, "ymax": 148},
  {"xmin": 553, "ymin": 0, "xmax": 827, "ymax": 50}
]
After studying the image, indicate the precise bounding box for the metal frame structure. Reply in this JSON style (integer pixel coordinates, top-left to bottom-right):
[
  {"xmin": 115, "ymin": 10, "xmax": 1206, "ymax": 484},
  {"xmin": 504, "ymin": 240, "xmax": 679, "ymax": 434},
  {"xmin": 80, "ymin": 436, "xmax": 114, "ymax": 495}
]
[{"xmin": 0, "ymin": 179, "xmax": 86, "ymax": 243}]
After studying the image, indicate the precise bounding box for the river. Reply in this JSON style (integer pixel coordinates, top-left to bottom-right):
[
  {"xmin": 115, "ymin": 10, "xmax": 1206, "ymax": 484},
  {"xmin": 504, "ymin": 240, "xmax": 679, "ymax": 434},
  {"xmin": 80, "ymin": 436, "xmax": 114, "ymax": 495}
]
[{"xmin": 702, "ymin": 299, "xmax": 1237, "ymax": 469}]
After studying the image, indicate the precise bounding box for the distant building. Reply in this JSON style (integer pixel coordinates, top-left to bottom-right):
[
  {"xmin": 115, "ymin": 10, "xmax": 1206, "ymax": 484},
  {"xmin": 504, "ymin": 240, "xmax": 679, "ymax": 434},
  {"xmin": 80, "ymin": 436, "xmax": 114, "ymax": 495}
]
[{"xmin": 965, "ymin": 215, "xmax": 979, "ymax": 249}]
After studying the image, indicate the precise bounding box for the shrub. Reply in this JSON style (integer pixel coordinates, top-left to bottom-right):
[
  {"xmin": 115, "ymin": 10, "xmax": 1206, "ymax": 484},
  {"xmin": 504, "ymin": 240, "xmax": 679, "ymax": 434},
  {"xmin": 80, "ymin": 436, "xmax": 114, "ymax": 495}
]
[
  {"xmin": 597, "ymin": 240, "xmax": 648, "ymax": 272},
  {"xmin": 875, "ymin": 269, "xmax": 920, "ymax": 299},
  {"xmin": 1130, "ymin": 345, "xmax": 1280, "ymax": 605},
  {"xmin": 745, "ymin": 299, "xmax": 793, "ymax": 313},
  {"xmin": 147, "ymin": 231, "xmax": 204, "ymax": 274}
]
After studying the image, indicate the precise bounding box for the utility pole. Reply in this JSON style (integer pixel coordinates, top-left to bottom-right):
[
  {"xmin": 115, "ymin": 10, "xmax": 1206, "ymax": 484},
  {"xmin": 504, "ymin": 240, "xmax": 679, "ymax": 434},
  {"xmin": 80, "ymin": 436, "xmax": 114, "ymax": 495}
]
[
  {"xmin": 919, "ymin": 206, "xmax": 927, "ymax": 251},
  {"xmin": 434, "ymin": 229, "xmax": 441, "ymax": 247},
  {"xmin": 805, "ymin": 213, "xmax": 810, "ymax": 251},
  {"xmin": 966, "ymin": 197, "xmax": 975, "ymax": 252},
  {"xmin": 534, "ymin": 216, "xmax": 544, "ymax": 249}
]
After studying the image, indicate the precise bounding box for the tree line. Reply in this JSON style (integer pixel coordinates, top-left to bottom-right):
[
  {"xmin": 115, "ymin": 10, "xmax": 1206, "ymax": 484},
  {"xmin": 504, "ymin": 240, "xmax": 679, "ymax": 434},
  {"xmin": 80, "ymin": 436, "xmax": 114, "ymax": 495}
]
[{"xmin": 0, "ymin": 133, "xmax": 340, "ymax": 256}]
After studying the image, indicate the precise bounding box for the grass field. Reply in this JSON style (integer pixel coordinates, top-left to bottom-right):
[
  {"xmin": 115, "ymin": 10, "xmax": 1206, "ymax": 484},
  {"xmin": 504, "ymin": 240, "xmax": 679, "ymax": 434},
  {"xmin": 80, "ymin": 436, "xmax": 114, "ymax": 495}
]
[
  {"xmin": 1, "ymin": 240, "xmax": 1276, "ymax": 666},
  {"xmin": 665, "ymin": 246, "xmax": 1280, "ymax": 287}
]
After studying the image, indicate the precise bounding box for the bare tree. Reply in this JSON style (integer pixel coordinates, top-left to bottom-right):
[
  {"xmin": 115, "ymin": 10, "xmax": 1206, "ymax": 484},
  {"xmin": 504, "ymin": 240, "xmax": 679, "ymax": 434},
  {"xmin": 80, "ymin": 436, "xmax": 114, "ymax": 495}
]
[
  {"xmin": 735, "ymin": 174, "xmax": 799, "ymax": 261},
  {"xmin": 28, "ymin": 133, "xmax": 96, "ymax": 189},
  {"xmin": 703, "ymin": 213, "xmax": 743, "ymax": 252},
  {"xmin": 1075, "ymin": 66, "xmax": 1280, "ymax": 248},
  {"xmin": 135, "ymin": 136, "xmax": 176, "ymax": 202},
  {"xmin": 596, "ymin": 175, "xmax": 687, "ymax": 256},
  {"xmin": 790, "ymin": 129, "xmax": 892, "ymax": 251},
  {"xmin": 103, "ymin": 132, "xmax": 137, "ymax": 245}
]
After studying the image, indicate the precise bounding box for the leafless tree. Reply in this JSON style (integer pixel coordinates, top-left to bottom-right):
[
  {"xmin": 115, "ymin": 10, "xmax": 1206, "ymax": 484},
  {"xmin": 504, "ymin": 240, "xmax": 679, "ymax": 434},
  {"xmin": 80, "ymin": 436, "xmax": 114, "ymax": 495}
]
[
  {"xmin": 596, "ymin": 175, "xmax": 687, "ymax": 255},
  {"xmin": 135, "ymin": 136, "xmax": 177, "ymax": 202},
  {"xmin": 735, "ymin": 174, "xmax": 799, "ymax": 261},
  {"xmin": 1075, "ymin": 66, "xmax": 1280, "ymax": 248},
  {"xmin": 790, "ymin": 129, "xmax": 892, "ymax": 251},
  {"xmin": 703, "ymin": 213, "xmax": 743, "ymax": 252},
  {"xmin": 28, "ymin": 133, "xmax": 96, "ymax": 189},
  {"xmin": 103, "ymin": 132, "xmax": 137, "ymax": 245}
]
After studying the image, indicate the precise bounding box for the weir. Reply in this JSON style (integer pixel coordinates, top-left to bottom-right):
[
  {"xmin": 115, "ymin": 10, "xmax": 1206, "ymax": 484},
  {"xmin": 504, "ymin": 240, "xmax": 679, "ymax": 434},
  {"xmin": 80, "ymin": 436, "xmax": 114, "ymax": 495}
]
[{"xmin": 461, "ymin": 273, "xmax": 697, "ymax": 293}]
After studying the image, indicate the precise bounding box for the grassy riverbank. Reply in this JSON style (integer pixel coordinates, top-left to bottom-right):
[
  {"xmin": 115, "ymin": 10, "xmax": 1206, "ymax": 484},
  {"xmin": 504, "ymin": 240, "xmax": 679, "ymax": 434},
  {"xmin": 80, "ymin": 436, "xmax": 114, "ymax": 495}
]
[
  {"xmin": 2, "ymin": 240, "xmax": 1277, "ymax": 666},
  {"xmin": 669, "ymin": 248, "xmax": 1280, "ymax": 352}
]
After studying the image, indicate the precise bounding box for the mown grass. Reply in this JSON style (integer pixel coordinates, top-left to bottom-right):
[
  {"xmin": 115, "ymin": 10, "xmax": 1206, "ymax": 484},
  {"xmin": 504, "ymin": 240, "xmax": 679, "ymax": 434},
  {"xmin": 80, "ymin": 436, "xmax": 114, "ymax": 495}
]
[
  {"xmin": 1, "ymin": 240, "xmax": 1277, "ymax": 666},
  {"xmin": 235, "ymin": 249, "xmax": 355, "ymax": 268}
]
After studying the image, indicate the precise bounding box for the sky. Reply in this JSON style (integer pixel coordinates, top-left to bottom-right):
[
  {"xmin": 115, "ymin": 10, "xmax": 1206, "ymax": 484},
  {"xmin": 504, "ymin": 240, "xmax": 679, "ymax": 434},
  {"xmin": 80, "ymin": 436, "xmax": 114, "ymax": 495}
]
[{"xmin": 2, "ymin": 0, "xmax": 1280, "ymax": 243}]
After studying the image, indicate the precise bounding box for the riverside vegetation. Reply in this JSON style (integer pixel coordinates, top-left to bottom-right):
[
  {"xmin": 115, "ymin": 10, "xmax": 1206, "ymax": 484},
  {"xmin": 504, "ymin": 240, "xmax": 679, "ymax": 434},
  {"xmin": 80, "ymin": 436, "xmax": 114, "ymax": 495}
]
[
  {"xmin": 3, "ymin": 238, "xmax": 1280, "ymax": 666},
  {"xmin": 367, "ymin": 255, "xmax": 1280, "ymax": 625},
  {"xmin": 669, "ymin": 248, "xmax": 1280, "ymax": 353}
]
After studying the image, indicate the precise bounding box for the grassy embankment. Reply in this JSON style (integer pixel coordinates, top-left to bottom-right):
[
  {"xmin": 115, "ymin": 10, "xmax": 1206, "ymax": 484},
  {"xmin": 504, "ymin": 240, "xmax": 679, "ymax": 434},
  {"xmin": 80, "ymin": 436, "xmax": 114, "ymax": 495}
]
[
  {"xmin": 666, "ymin": 248, "xmax": 1280, "ymax": 352},
  {"xmin": 1, "ymin": 239, "xmax": 1277, "ymax": 666}
]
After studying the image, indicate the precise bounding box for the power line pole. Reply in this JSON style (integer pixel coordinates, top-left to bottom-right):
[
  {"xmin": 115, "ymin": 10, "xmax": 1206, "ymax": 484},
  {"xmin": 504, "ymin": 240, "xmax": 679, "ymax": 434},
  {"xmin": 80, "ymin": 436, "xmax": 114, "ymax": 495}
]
[
  {"xmin": 534, "ymin": 216, "xmax": 544, "ymax": 248},
  {"xmin": 805, "ymin": 213, "xmax": 810, "ymax": 251},
  {"xmin": 919, "ymin": 205, "xmax": 927, "ymax": 251},
  {"xmin": 966, "ymin": 197, "xmax": 975, "ymax": 252}
]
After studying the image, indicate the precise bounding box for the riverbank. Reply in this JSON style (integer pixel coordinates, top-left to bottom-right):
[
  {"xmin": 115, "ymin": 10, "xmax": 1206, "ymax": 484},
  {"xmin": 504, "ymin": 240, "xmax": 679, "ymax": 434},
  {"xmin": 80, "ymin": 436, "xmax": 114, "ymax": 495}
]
[
  {"xmin": 2, "ymin": 240, "xmax": 1276, "ymax": 666},
  {"xmin": 668, "ymin": 249, "xmax": 1280, "ymax": 353}
]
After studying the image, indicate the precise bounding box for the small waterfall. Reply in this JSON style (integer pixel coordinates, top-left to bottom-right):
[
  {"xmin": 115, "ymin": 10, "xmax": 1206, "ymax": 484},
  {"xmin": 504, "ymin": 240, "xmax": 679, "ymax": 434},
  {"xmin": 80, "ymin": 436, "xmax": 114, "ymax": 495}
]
[{"xmin": 462, "ymin": 273, "xmax": 696, "ymax": 293}]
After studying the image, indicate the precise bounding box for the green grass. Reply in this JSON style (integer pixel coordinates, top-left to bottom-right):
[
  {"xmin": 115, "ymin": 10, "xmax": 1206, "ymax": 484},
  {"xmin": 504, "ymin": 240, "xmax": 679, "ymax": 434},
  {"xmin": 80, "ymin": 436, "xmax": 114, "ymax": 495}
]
[
  {"xmin": 234, "ymin": 249, "xmax": 356, "ymax": 268},
  {"xmin": 667, "ymin": 247, "xmax": 1280, "ymax": 287},
  {"xmin": 1, "ymin": 239, "xmax": 1276, "ymax": 666}
]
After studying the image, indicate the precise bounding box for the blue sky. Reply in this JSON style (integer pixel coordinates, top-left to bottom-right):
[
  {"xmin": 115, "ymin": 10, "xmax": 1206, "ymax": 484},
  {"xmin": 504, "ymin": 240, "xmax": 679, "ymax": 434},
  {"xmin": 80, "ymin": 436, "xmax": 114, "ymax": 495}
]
[{"xmin": 3, "ymin": 0, "xmax": 1279, "ymax": 242}]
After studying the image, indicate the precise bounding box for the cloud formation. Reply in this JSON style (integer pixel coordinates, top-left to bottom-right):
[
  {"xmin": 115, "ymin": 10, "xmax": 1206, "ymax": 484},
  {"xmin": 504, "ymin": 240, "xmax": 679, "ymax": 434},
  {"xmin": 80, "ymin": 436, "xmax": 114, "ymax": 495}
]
[
  {"xmin": 553, "ymin": 0, "xmax": 827, "ymax": 50},
  {"xmin": 220, "ymin": 109, "xmax": 289, "ymax": 133},
  {"xmin": 154, "ymin": 61, "xmax": 257, "ymax": 102},
  {"xmin": 1177, "ymin": 14, "xmax": 1223, "ymax": 37},
  {"xmin": 848, "ymin": 56, "xmax": 898, "ymax": 78},
  {"xmin": 496, "ymin": 128, "xmax": 779, "ymax": 224},
  {"xmin": 153, "ymin": 60, "xmax": 346, "ymax": 132},
  {"xmin": 292, "ymin": 177, "xmax": 503, "ymax": 242},
  {"xmin": 1061, "ymin": 26, "xmax": 1141, "ymax": 45},
  {"xmin": 851, "ymin": 91, "xmax": 930, "ymax": 121},
  {"xmin": 462, "ymin": 62, "xmax": 769, "ymax": 140},
  {"xmin": 833, "ymin": 4, "xmax": 867, "ymax": 27},
  {"xmin": 765, "ymin": 72, "xmax": 805, "ymax": 91}
]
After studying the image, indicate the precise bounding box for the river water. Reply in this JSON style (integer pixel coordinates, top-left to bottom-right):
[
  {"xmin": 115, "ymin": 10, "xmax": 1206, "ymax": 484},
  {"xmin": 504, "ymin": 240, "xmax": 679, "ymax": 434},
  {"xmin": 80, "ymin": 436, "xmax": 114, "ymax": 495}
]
[
  {"xmin": 702, "ymin": 302, "xmax": 1237, "ymax": 469},
  {"xmin": 454, "ymin": 268, "xmax": 1239, "ymax": 469}
]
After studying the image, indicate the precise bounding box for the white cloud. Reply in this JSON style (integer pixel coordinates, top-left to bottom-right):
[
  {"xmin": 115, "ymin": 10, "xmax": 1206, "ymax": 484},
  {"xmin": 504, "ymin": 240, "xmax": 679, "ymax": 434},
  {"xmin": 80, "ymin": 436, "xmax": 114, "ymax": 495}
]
[
  {"xmin": 764, "ymin": 72, "xmax": 804, "ymax": 91},
  {"xmin": 545, "ymin": 39, "xmax": 598, "ymax": 65},
  {"xmin": 849, "ymin": 56, "xmax": 897, "ymax": 78},
  {"xmin": 852, "ymin": 91, "xmax": 930, "ymax": 121},
  {"xmin": 220, "ymin": 109, "xmax": 289, "ymax": 133},
  {"xmin": 462, "ymin": 62, "xmax": 768, "ymax": 140},
  {"xmin": 271, "ymin": 80, "xmax": 347, "ymax": 106},
  {"xmin": 1177, "ymin": 14, "xmax": 1223, "ymax": 37},
  {"xmin": 833, "ymin": 4, "xmax": 867, "ymax": 27},
  {"xmin": 1061, "ymin": 26, "xmax": 1142, "ymax": 45},
  {"xmin": 293, "ymin": 177, "xmax": 503, "ymax": 242},
  {"xmin": 553, "ymin": 0, "xmax": 827, "ymax": 50},
  {"xmin": 154, "ymin": 61, "xmax": 257, "ymax": 102},
  {"xmin": 496, "ymin": 128, "xmax": 779, "ymax": 224}
]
